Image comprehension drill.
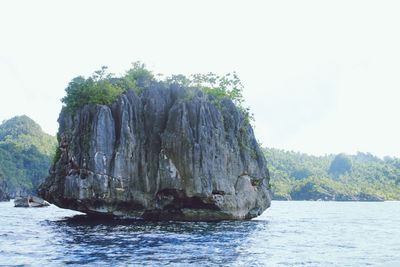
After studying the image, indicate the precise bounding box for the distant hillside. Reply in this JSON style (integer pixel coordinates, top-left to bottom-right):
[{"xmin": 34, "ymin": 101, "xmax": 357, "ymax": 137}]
[
  {"xmin": 0, "ymin": 116, "xmax": 57, "ymax": 198},
  {"xmin": 0, "ymin": 115, "xmax": 56, "ymax": 156},
  {"xmin": 264, "ymin": 148, "xmax": 400, "ymax": 201}
]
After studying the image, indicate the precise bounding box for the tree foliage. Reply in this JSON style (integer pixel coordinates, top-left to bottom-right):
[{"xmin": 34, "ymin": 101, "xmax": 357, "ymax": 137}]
[
  {"xmin": 62, "ymin": 62, "xmax": 250, "ymax": 121},
  {"xmin": 62, "ymin": 66, "xmax": 123, "ymax": 112},
  {"xmin": 265, "ymin": 148, "xmax": 400, "ymax": 200},
  {"xmin": 0, "ymin": 116, "xmax": 57, "ymax": 197},
  {"xmin": 0, "ymin": 115, "xmax": 56, "ymax": 156},
  {"xmin": 62, "ymin": 62, "xmax": 156, "ymax": 113},
  {"xmin": 328, "ymin": 153, "xmax": 352, "ymax": 176},
  {"xmin": 167, "ymin": 71, "xmax": 252, "ymax": 122}
]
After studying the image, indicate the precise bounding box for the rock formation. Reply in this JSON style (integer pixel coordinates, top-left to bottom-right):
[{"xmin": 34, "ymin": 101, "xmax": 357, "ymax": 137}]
[
  {"xmin": 14, "ymin": 196, "xmax": 50, "ymax": 207},
  {"xmin": 39, "ymin": 85, "xmax": 271, "ymax": 220}
]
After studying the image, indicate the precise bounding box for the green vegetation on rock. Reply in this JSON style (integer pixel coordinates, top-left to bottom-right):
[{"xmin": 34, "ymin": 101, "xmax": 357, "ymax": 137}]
[
  {"xmin": 265, "ymin": 148, "xmax": 400, "ymax": 201},
  {"xmin": 62, "ymin": 63, "xmax": 154, "ymax": 113},
  {"xmin": 62, "ymin": 62, "xmax": 252, "ymax": 122},
  {"xmin": 0, "ymin": 116, "xmax": 56, "ymax": 197}
]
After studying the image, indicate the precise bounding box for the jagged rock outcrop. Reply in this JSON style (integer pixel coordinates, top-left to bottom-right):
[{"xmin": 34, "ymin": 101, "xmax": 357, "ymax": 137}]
[{"xmin": 39, "ymin": 85, "xmax": 271, "ymax": 220}]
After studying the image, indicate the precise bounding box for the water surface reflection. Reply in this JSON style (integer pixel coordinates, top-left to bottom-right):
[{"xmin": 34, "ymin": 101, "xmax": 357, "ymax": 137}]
[{"xmin": 47, "ymin": 215, "xmax": 269, "ymax": 265}]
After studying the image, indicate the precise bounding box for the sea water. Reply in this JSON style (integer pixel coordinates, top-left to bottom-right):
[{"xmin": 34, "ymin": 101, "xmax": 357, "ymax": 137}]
[{"xmin": 0, "ymin": 201, "xmax": 399, "ymax": 266}]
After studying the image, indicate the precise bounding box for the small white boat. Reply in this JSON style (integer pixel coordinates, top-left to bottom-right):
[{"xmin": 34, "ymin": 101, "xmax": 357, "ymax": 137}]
[{"xmin": 14, "ymin": 196, "xmax": 50, "ymax": 208}]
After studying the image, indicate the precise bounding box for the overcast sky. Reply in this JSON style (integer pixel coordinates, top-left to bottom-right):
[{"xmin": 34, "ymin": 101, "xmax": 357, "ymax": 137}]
[{"xmin": 1, "ymin": 0, "xmax": 400, "ymax": 157}]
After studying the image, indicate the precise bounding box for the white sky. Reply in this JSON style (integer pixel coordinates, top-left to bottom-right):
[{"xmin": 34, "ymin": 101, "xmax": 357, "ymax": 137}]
[{"xmin": 1, "ymin": 0, "xmax": 400, "ymax": 157}]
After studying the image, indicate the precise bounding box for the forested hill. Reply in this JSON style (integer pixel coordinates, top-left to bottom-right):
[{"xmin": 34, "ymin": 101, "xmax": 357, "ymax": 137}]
[
  {"xmin": 264, "ymin": 148, "xmax": 400, "ymax": 201},
  {"xmin": 0, "ymin": 116, "xmax": 57, "ymax": 199}
]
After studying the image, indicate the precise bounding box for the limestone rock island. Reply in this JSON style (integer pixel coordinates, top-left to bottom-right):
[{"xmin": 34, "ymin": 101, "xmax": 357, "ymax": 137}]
[{"xmin": 39, "ymin": 66, "xmax": 271, "ymax": 220}]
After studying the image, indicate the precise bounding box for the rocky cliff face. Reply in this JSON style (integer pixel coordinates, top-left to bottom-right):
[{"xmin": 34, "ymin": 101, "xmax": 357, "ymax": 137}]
[{"xmin": 39, "ymin": 84, "xmax": 271, "ymax": 220}]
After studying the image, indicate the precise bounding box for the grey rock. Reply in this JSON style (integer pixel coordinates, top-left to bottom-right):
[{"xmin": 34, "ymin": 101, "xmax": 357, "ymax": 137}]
[
  {"xmin": 39, "ymin": 85, "xmax": 271, "ymax": 220},
  {"xmin": 14, "ymin": 197, "xmax": 29, "ymax": 207},
  {"xmin": 14, "ymin": 196, "xmax": 50, "ymax": 207},
  {"xmin": 272, "ymin": 194, "xmax": 292, "ymax": 201}
]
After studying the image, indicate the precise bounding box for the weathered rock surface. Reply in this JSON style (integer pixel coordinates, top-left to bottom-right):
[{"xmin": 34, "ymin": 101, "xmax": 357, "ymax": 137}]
[
  {"xmin": 14, "ymin": 196, "xmax": 50, "ymax": 207},
  {"xmin": 39, "ymin": 85, "xmax": 271, "ymax": 220}
]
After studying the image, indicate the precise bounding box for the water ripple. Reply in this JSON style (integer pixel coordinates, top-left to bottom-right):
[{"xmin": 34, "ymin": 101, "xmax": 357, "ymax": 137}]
[{"xmin": 0, "ymin": 201, "xmax": 399, "ymax": 266}]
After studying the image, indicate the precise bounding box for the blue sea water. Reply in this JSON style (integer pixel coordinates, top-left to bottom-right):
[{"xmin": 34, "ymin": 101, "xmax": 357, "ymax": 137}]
[{"xmin": 0, "ymin": 200, "xmax": 399, "ymax": 266}]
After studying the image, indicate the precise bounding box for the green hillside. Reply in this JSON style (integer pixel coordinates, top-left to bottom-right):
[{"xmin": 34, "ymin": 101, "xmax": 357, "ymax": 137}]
[
  {"xmin": 264, "ymin": 148, "xmax": 400, "ymax": 201},
  {"xmin": 0, "ymin": 115, "xmax": 56, "ymax": 156},
  {"xmin": 0, "ymin": 116, "xmax": 57, "ymax": 198}
]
